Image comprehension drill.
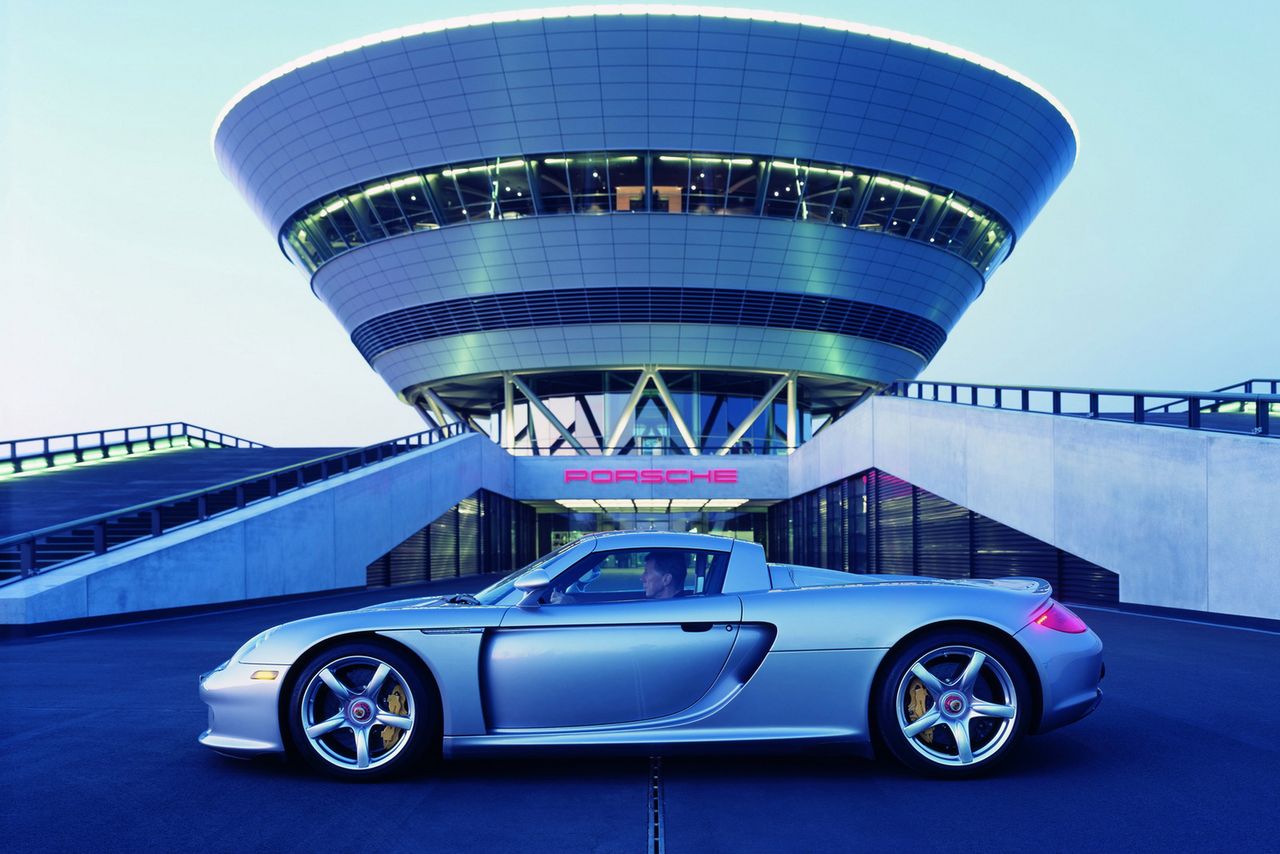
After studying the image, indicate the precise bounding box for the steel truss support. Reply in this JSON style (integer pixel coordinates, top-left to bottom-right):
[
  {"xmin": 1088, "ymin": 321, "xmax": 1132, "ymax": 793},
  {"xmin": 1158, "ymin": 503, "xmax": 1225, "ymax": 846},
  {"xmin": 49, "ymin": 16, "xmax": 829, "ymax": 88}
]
[
  {"xmin": 507, "ymin": 373, "xmax": 589, "ymax": 455},
  {"xmin": 715, "ymin": 371, "xmax": 796, "ymax": 456},
  {"xmin": 648, "ymin": 369, "xmax": 700, "ymax": 455},
  {"xmin": 604, "ymin": 367, "xmax": 655, "ymax": 455},
  {"xmin": 503, "ymin": 373, "xmax": 515, "ymax": 450},
  {"xmin": 421, "ymin": 388, "xmax": 465, "ymax": 429},
  {"xmin": 786, "ymin": 373, "xmax": 798, "ymax": 453}
]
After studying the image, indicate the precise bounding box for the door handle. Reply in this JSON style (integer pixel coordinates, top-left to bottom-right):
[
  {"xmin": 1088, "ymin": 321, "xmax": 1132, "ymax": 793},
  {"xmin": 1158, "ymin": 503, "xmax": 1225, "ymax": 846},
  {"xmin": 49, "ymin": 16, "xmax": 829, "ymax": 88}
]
[{"xmin": 680, "ymin": 622, "xmax": 713, "ymax": 632}]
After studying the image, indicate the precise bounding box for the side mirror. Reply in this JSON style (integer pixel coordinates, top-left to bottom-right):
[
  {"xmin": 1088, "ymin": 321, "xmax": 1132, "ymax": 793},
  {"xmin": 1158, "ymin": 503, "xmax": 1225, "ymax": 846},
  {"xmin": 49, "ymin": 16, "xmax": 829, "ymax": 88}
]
[{"xmin": 514, "ymin": 567, "xmax": 553, "ymax": 592}]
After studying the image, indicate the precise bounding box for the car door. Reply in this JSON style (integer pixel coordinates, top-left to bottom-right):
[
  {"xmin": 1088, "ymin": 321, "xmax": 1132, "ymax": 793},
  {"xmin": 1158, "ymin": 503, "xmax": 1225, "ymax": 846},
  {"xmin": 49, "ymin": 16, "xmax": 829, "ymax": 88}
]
[{"xmin": 484, "ymin": 546, "xmax": 741, "ymax": 729}]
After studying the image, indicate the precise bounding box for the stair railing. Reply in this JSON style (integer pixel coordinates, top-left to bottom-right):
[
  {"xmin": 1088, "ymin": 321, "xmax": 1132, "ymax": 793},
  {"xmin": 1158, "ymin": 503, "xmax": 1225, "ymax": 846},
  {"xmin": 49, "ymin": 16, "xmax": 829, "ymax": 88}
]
[
  {"xmin": 1, "ymin": 422, "xmax": 267, "ymax": 476},
  {"xmin": 0, "ymin": 422, "xmax": 467, "ymax": 582},
  {"xmin": 881, "ymin": 381, "xmax": 1277, "ymax": 438}
]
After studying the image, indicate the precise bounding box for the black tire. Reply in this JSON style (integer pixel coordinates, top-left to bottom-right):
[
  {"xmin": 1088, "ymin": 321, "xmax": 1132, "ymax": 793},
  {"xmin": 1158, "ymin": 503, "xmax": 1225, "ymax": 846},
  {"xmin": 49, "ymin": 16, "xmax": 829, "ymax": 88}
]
[
  {"xmin": 286, "ymin": 641, "xmax": 438, "ymax": 781},
  {"xmin": 875, "ymin": 629, "xmax": 1031, "ymax": 778}
]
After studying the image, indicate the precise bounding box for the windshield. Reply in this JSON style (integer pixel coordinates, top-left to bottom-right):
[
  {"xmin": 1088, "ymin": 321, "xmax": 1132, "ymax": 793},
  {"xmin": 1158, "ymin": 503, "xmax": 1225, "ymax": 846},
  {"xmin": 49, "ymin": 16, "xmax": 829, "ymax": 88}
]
[{"xmin": 473, "ymin": 540, "xmax": 580, "ymax": 605}]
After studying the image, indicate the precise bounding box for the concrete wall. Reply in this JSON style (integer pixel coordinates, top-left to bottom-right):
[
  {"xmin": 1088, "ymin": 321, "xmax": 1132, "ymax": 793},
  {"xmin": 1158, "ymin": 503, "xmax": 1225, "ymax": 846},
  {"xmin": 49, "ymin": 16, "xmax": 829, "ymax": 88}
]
[
  {"xmin": 792, "ymin": 397, "xmax": 1280, "ymax": 620},
  {"xmin": 8, "ymin": 400, "xmax": 1275, "ymax": 625},
  {"xmin": 0, "ymin": 434, "xmax": 513, "ymax": 626}
]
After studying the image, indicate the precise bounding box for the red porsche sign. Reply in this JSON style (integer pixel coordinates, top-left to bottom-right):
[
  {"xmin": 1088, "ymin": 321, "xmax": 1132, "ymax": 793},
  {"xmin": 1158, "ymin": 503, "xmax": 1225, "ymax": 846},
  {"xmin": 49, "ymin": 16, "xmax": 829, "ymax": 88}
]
[{"xmin": 563, "ymin": 469, "xmax": 738, "ymax": 484}]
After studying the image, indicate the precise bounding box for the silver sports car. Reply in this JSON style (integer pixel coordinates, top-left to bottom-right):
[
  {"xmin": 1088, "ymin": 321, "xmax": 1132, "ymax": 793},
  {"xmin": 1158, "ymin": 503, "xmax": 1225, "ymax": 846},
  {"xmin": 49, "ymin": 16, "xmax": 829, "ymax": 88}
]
[{"xmin": 199, "ymin": 531, "xmax": 1103, "ymax": 779}]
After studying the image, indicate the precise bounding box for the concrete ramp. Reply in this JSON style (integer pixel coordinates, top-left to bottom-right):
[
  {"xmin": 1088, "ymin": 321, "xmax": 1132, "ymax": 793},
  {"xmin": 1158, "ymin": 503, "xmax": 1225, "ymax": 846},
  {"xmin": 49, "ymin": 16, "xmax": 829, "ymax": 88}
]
[
  {"xmin": 0, "ymin": 434, "xmax": 512, "ymax": 627},
  {"xmin": 791, "ymin": 396, "xmax": 1280, "ymax": 620}
]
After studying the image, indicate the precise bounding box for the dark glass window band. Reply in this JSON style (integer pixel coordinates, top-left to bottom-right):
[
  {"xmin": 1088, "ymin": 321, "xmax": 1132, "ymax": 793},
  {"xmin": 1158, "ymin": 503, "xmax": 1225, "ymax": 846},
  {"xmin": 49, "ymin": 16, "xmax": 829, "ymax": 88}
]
[
  {"xmin": 351, "ymin": 287, "xmax": 947, "ymax": 364},
  {"xmin": 282, "ymin": 152, "xmax": 1014, "ymax": 280}
]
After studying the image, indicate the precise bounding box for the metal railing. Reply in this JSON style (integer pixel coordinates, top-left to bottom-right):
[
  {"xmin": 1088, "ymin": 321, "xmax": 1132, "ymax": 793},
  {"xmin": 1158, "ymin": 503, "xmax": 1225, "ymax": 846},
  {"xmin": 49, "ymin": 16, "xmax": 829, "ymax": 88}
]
[
  {"xmin": 0, "ymin": 422, "xmax": 468, "ymax": 583},
  {"xmin": 1147, "ymin": 378, "xmax": 1280, "ymax": 414},
  {"xmin": 882, "ymin": 381, "xmax": 1278, "ymax": 438},
  {"xmin": 1, "ymin": 422, "xmax": 266, "ymax": 475}
]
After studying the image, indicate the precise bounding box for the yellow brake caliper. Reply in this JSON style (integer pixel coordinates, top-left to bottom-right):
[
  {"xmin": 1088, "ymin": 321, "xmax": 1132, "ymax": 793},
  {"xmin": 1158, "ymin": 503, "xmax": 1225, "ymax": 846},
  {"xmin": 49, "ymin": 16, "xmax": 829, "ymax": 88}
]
[
  {"xmin": 906, "ymin": 678, "xmax": 935, "ymax": 744},
  {"xmin": 380, "ymin": 685, "xmax": 407, "ymax": 749}
]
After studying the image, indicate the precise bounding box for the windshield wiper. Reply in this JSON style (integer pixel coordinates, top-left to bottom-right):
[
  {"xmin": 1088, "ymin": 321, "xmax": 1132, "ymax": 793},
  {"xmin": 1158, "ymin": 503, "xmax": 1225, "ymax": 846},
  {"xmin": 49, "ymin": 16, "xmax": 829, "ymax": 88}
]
[{"xmin": 444, "ymin": 593, "xmax": 481, "ymax": 605}]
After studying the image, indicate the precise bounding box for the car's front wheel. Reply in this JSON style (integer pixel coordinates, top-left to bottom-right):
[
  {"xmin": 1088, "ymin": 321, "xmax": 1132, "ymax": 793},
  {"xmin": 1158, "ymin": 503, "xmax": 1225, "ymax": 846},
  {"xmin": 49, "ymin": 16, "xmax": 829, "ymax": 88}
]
[
  {"xmin": 876, "ymin": 630, "xmax": 1031, "ymax": 777},
  {"xmin": 286, "ymin": 642, "xmax": 436, "ymax": 780}
]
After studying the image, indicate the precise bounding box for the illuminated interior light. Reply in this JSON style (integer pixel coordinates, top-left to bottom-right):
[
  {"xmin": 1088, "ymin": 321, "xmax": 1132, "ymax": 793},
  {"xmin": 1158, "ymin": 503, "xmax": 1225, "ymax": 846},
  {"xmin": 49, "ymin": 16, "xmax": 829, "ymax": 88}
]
[
  {"xmin": 558, "ymin": 499, "xmax": 599, "ymax": 509},
  {"xmin": 596, "ymin": 499, "xmax": 635, "ymax": 510},
  {"xmin": 668, "ymin": 500, "xmax": 708, "ymax": 511},
  {"xmin": 496, "ymin": 159, "xmax": 527, "ymax": 170},
  {"xmin": 659, "ymin": 155, "xmax": 690, "ymax": 162},
  {"xmin": 770, "ymin": 161, "xmax": 800, "ymax": 170},
  {"xmin": 633, "ymin": 499, "xmax": 670, "ymax": 509},
  {"xmin": 703, "ymin": 498, "xmax": 748, "ymax": 509},
  {"xmin": 364, "ymin": 183, "xmax": 393, "ymax": 196},
  {"xmin": 544, "ymin": 157, "xmax": 570, "ymax": 164},
  {"xmin": 323, "ymin": 199, "xmax": 347, "ymax": 214},
  {"xmin": 443, "ymin": 164, "xmax": 492, "ymax": 176}
]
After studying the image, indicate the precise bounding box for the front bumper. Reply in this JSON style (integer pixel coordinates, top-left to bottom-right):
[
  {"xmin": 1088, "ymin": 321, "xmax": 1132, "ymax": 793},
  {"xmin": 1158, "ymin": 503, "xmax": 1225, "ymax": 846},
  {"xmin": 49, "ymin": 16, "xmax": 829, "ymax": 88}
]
[
  {"xmin": 197, "ymin": 659, "xmax": 290, "ymax": 757},
  {"xmin": 1014, "ymin": 621, "xmax": 1105, "ymax": 734}
]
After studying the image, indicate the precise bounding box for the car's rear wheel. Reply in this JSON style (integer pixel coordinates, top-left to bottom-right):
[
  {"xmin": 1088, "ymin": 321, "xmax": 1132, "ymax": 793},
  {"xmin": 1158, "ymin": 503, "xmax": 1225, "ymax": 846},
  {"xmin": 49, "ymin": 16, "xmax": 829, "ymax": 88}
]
[
  {"xmin": 286, "ymin": 642, "xmax": 436, "ymax": 780},
  {"xmin": 876, "ymin": 630, "xmax": 1031, "ymax": 777}
]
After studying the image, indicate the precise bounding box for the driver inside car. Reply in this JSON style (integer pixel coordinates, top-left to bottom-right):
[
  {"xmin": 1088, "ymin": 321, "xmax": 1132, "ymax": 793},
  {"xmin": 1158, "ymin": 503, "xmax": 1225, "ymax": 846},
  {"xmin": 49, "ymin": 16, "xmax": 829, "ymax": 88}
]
[
  {"xmin": 549, "ymin": 551, "xmax": 688, "ymax": 603},
  {"xmin": 639, "ymin": 551, "xmax": 687, "ymax": 599}
]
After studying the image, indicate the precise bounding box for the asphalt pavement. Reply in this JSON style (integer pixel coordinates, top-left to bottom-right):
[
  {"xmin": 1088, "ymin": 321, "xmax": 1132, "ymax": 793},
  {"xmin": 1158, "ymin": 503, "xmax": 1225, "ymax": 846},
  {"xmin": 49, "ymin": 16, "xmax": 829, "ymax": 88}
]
[{"xmin": 2, "ymin": 580, "xmax": 1276, "ymax": 853}]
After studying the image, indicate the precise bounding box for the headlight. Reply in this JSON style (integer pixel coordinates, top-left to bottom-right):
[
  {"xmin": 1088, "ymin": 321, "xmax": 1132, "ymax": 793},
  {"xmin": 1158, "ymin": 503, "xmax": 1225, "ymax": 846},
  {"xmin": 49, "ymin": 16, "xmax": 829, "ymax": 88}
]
[{"xmin": 232, "ymin": 624, "xmax": 282, "ymax": 663}]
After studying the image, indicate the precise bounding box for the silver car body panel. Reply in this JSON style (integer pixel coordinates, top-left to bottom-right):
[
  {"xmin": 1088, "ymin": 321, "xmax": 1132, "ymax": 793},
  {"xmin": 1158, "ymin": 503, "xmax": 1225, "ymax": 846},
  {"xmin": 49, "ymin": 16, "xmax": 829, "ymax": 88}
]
[
  {"xmin": 198, "ymin": 531, "xmax": 1103, "ymax": 760},
  {"xmin": 197, "ymin": 659, "xmax": 291, "ymax": 755}
]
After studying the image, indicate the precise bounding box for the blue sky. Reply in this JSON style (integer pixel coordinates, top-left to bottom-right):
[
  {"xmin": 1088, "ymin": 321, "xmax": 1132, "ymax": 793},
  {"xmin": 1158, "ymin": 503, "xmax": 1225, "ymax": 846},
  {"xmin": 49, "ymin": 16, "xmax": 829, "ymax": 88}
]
[{"xmin": 2, "ymin": 1, "xmax": 1276, "ymax": 446}]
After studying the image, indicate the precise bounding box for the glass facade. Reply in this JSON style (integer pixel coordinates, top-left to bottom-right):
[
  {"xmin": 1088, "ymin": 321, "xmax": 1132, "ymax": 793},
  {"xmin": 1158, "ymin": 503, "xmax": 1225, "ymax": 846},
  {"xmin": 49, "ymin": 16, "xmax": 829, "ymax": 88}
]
[
  {"xmin": 417, "ymin": 369, "xmax": 857, "ymax": 456},
  {"xmin": 535, "ymin": 506, "xmax": 766, "ymax": 555},
  {"xmin": 365, "ymin": 489, "xmax": 537, "ymax": 587},
  {"xmin": 282, "ymin": 152, "xmax": 1013, "ymax": 279},
  {"xmin": 766, "ymin": 469, "xmax": 1119, "ymax": 604}
]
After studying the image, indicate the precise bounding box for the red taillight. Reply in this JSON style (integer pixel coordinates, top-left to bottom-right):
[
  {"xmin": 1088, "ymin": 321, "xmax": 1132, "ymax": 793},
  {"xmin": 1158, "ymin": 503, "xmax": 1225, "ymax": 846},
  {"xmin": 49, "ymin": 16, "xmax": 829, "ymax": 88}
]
[{"xmin": 1033, "ymin": 601, "xmax": 1088, "ymax": 633}]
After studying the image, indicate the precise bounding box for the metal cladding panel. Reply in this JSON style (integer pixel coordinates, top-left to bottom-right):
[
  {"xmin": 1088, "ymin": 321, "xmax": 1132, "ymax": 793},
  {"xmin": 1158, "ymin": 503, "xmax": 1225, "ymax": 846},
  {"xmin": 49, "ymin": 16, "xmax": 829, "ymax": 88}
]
[
  {"xmin": 215, "ymin": 14, "xmax": 1074, "ymax": 240},
  {"xmin": 370, "ymin": 323, "xmax": 923, "ymax": 396},
  {"xmin": 312, "ymin": 215, "xmax": 982, "ymax": 333}
]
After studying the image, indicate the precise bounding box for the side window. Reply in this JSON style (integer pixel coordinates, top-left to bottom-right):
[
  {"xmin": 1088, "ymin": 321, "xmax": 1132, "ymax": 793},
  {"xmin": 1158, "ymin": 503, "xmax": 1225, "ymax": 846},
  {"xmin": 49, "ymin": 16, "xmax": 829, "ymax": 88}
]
[{"xmin": 545, "ymin": 548, "xmax": 728, "ymax": 604}]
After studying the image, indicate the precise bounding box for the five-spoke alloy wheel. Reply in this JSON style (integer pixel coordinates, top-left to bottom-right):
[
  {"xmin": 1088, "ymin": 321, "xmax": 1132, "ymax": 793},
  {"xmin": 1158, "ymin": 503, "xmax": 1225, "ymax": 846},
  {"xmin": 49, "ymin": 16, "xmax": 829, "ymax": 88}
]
[
  {"xmin": 876, "ymin": 630, "xmax": 1030, "ymax": 777},
  {"xmin": 287, "ymin": 642, "xmax": 436, "ymax": 780}
]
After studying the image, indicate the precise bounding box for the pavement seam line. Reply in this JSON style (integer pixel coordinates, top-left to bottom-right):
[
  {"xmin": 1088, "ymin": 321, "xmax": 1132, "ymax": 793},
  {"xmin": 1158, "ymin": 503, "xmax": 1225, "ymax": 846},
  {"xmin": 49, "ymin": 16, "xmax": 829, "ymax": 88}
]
[{"xmin": 649, "ymin": 755, "xmax": 665, "ymax": 854}]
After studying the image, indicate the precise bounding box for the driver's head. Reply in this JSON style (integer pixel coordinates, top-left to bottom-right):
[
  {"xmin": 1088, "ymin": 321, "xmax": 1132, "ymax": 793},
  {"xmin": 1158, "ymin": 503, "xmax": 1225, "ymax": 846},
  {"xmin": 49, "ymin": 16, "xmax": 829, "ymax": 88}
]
[{"xmin": 641, "ymin": 552, "xmax": 687, "ymax": 599}]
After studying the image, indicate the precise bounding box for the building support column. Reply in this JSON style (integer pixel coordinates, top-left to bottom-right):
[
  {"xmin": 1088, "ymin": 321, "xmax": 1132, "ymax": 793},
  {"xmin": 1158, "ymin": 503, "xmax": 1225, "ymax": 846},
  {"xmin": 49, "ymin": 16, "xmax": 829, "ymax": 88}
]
[
  {"xmin": 604, "ymin": 366, "xmax": 654, "ymax": 455},
  {"xmin": 650, "ymin": 369, "xmax": 700, "ymax": 455},
  {"xmin": 508, "ymin": 373, "xmax": 589, "ymax": 455},
  {"xmin": 786, "ymin": 373, "xmax": 798, "ymax": 453},
  {"xmin": 503, "ymin": 372, "xmax": 515, "ymax": 451},
  {"xmin": 716, "ymin": 371, "xmax": 795, "ymax": 456},
  {"xmin": 422, "ymin": 388, "xmax": 464, "ymax": 429}
]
